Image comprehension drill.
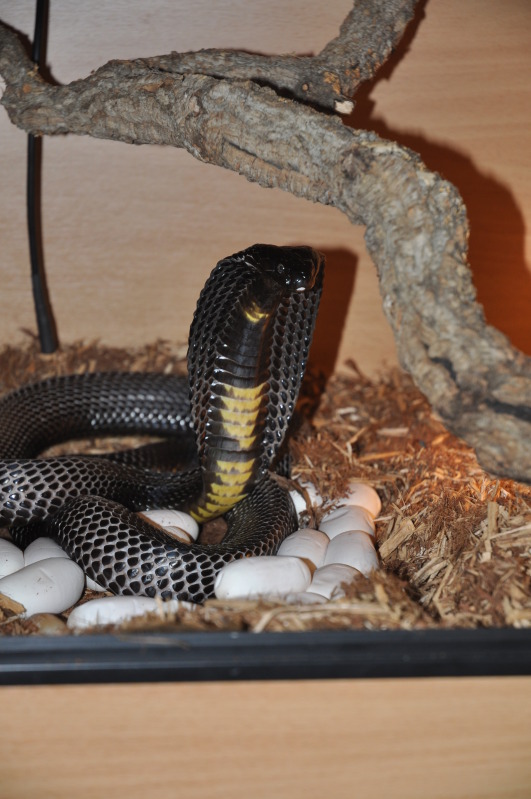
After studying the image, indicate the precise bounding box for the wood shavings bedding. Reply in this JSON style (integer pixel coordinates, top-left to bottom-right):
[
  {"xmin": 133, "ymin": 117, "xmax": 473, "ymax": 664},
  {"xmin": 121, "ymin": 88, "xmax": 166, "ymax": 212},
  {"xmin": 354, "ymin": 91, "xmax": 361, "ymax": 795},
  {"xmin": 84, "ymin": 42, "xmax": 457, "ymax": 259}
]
[{"xmin": 1, "ymin": 337, "xmax": 529, "ymax": 635}]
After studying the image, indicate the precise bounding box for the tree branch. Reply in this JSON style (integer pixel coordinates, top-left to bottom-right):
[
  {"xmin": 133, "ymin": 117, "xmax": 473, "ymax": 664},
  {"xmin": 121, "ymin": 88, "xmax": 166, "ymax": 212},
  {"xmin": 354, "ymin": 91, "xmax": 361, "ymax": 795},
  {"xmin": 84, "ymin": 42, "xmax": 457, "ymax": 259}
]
[
  {"xmin": 1, "ymin": 4, "xmax": 530, "ymax": 483},
  {"xmin": 131, "ymin": 0, "xmax": 417, "ymax": 114}
]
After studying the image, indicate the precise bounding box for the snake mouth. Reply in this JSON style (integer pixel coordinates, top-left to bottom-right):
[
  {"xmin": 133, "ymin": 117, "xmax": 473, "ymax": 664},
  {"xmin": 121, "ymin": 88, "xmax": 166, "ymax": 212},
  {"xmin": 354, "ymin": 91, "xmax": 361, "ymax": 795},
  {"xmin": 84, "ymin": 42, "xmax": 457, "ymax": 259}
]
[
  {"xmin": 286, "ymin": 247, "xmax": 324, "ymax": 293},
  {"xmin": 279, "ymin": 247, "xmax": 324, "ymax": 292}
]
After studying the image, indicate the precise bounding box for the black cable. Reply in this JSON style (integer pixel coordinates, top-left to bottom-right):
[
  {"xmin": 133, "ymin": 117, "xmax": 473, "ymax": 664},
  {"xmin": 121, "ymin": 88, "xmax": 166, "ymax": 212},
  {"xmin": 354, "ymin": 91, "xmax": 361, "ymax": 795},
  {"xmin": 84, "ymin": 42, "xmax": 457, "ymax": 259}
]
[{"xmin": 27, "ymin": 0, "xmax": 58, "ymax": 353}]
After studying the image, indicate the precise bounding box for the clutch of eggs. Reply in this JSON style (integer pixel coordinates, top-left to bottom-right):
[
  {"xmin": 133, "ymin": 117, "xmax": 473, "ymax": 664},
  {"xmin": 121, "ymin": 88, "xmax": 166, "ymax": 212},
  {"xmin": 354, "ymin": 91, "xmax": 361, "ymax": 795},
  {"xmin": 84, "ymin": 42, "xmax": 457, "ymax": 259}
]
[
  {"xmin": 213, "ymin": 481, "xmax": 381, "ymax": 601},
  {"xmin": 0, "ymin": 480, "xmax": 381, "ymax": 623}
]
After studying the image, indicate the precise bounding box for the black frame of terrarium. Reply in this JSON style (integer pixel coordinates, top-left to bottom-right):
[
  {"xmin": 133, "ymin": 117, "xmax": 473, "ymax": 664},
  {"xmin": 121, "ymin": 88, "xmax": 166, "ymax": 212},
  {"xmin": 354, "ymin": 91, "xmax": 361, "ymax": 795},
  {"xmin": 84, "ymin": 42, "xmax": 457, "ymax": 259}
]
[
  {"xmin": 1, "ymin": 628, "xmax": 530, "ymax": 685},
  {"xmin": 1, "ymin": 1, "xmax": 530, "ymax": 688}
]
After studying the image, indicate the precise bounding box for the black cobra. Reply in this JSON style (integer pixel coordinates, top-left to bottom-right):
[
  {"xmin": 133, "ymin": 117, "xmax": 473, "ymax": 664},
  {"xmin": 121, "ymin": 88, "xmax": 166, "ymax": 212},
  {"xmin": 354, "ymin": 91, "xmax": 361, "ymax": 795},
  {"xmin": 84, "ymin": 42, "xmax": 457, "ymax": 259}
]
[{"xmin": 0, "ymin": 245, "xmax": 324, "ymax": 603}]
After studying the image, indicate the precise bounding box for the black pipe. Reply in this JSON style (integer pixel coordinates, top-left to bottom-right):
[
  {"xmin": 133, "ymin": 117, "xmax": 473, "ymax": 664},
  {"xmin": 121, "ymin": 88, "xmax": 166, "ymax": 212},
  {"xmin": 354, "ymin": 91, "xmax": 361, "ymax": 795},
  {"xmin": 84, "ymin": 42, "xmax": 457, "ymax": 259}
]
[{"xmin": 27, "ymin": 0, "xmax": 58, "ymax": 353}]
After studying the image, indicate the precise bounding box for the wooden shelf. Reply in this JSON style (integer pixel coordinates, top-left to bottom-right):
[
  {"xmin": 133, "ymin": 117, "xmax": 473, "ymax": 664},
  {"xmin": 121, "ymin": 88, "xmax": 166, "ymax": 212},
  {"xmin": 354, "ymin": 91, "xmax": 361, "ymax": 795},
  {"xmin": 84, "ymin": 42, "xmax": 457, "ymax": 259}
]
[{"xmin": 4, "ymin": 675, "xmax": 531, "ymax": 798}]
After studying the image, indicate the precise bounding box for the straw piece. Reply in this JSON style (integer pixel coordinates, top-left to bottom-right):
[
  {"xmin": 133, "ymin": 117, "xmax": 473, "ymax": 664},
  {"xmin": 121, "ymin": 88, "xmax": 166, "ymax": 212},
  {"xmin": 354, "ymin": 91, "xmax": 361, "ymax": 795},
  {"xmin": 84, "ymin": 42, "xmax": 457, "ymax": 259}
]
[{"xmin": 379, "ymin": 517, "xmax": 416, "ymax": 559}]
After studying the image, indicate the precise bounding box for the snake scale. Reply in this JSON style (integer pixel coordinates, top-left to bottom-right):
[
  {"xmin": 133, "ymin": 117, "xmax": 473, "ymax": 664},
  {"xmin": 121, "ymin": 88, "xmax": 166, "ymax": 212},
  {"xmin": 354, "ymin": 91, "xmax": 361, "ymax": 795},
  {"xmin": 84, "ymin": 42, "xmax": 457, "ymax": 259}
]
[{"xmin": 0, "ymin": 244, "xmax": 324, "ymax": 603}]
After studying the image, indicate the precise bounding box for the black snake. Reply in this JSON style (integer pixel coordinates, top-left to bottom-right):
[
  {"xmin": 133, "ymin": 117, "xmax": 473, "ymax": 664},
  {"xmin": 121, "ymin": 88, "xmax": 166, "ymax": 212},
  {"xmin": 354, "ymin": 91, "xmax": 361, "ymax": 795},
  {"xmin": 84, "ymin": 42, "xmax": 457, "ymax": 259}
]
[{"xmin": 0, "ymin": 245, "xmax": 324, "ymax": 604}]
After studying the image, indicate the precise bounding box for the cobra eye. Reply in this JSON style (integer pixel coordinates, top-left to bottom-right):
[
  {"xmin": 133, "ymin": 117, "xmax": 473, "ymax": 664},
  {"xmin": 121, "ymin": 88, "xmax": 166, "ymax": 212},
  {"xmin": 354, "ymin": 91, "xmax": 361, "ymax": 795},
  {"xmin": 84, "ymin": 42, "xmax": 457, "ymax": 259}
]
[{"xmin": 276, "ymin": 263, "xmax": 285, "ymax": 276}]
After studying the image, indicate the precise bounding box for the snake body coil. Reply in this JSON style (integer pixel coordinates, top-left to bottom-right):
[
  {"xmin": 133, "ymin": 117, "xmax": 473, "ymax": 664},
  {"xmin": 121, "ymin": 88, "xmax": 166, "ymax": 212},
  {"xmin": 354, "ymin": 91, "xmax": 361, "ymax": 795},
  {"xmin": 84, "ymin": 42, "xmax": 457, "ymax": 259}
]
[{"xmin": 0, "ymin": 245, "xmax": 324, "ymax": 603}]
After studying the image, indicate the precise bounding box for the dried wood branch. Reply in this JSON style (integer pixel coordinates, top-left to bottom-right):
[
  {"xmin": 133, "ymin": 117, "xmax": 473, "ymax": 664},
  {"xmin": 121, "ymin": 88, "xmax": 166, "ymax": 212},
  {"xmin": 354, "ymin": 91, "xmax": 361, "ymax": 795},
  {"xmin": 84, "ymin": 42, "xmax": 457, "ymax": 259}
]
[
  {"xmin": 0, "ymin": 3, "xmax": 530, "ymax": 483},
  {"xmin": 138, "ymin": 0, "xmax": 417, "ymax": 114}
]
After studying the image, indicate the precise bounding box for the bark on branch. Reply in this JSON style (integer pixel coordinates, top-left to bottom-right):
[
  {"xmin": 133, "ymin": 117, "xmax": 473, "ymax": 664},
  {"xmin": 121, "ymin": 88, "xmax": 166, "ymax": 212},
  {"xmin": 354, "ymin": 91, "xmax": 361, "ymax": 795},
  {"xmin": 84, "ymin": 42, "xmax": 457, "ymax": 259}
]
[
  {"xmin": 1, "ymin": 3, "xmax": 530, "ymax": 483},
  {"xmin": 137, "ymin": 0, "xmax": 416, "ymax": 114}
]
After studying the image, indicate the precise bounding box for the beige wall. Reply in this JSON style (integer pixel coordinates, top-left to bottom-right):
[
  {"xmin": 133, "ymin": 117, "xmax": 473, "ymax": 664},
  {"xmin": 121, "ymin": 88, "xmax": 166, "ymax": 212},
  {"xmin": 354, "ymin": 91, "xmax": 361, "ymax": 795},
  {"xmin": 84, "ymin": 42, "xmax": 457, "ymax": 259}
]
[{"xmin": 1, "ymin": 1, "xmax": 530, "ymax": 375}]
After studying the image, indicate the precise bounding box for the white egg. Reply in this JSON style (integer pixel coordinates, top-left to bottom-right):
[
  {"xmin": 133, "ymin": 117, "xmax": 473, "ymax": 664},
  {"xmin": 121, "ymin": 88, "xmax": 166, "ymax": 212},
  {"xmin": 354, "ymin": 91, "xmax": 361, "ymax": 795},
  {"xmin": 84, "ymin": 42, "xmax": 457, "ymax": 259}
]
[
  {"xmin": 0, "ymin": 539, "xmax": 24, "ymax": 578},
  {"xmin": 22, "ymin": 531, "xmax": 188, "ymax": 594},
  {"xmin": 340, "ymin": 482, "xmax": 382, "ymax": 517},
  {"xmin": 23, "ymin": 536, "xmax": 106, "ymax": 592},
  {"xmin": 24, "ymin": 537, "xmax": 70, "ymax": 565},
  {"xmin": 319, "ymin": 504, "xmax": 376, "ymax": 538},
  {"xmin": 277, "ymin": 528, "xmax": 329, "ymax": 572},
  {"xmin": 140, "ymin": 509, "xmax": 199, "ymax": 541},
  {"xmin": 85, "ymin": 576, "xmax": 107, "ymax": 592},
  {"xmin": 0, "ymin": 557, "xmax": 85, "ymax": 616},
  {"xmin": 324, "ymin": 530, "xmax": 379, "ymax": 575},
  {"xmin": 214, "ymin": 556, "xmax": 311, "ymax": 600},
  {"xmin": 309, "ymin": 563, "xmax": 361, "ymax": 599},
  {"xmin": 165, "ymin": 529, "xmax": 194, "ymax": 545},
  {"xmin": 289, "ymin": 489, "xmax": 308, "ymax": 518},
  {"xmin": 66, "ymin": 595, "xmax": 194, "ymax": 631}
]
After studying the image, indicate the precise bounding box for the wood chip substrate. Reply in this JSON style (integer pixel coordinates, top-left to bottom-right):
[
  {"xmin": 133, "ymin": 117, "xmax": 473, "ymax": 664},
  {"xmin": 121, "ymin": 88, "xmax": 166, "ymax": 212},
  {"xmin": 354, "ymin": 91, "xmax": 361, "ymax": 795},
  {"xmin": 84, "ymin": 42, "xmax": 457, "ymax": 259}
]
[{"xmin": 1, "ymin": 337, "xmax": 530, "ymax": 635}]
